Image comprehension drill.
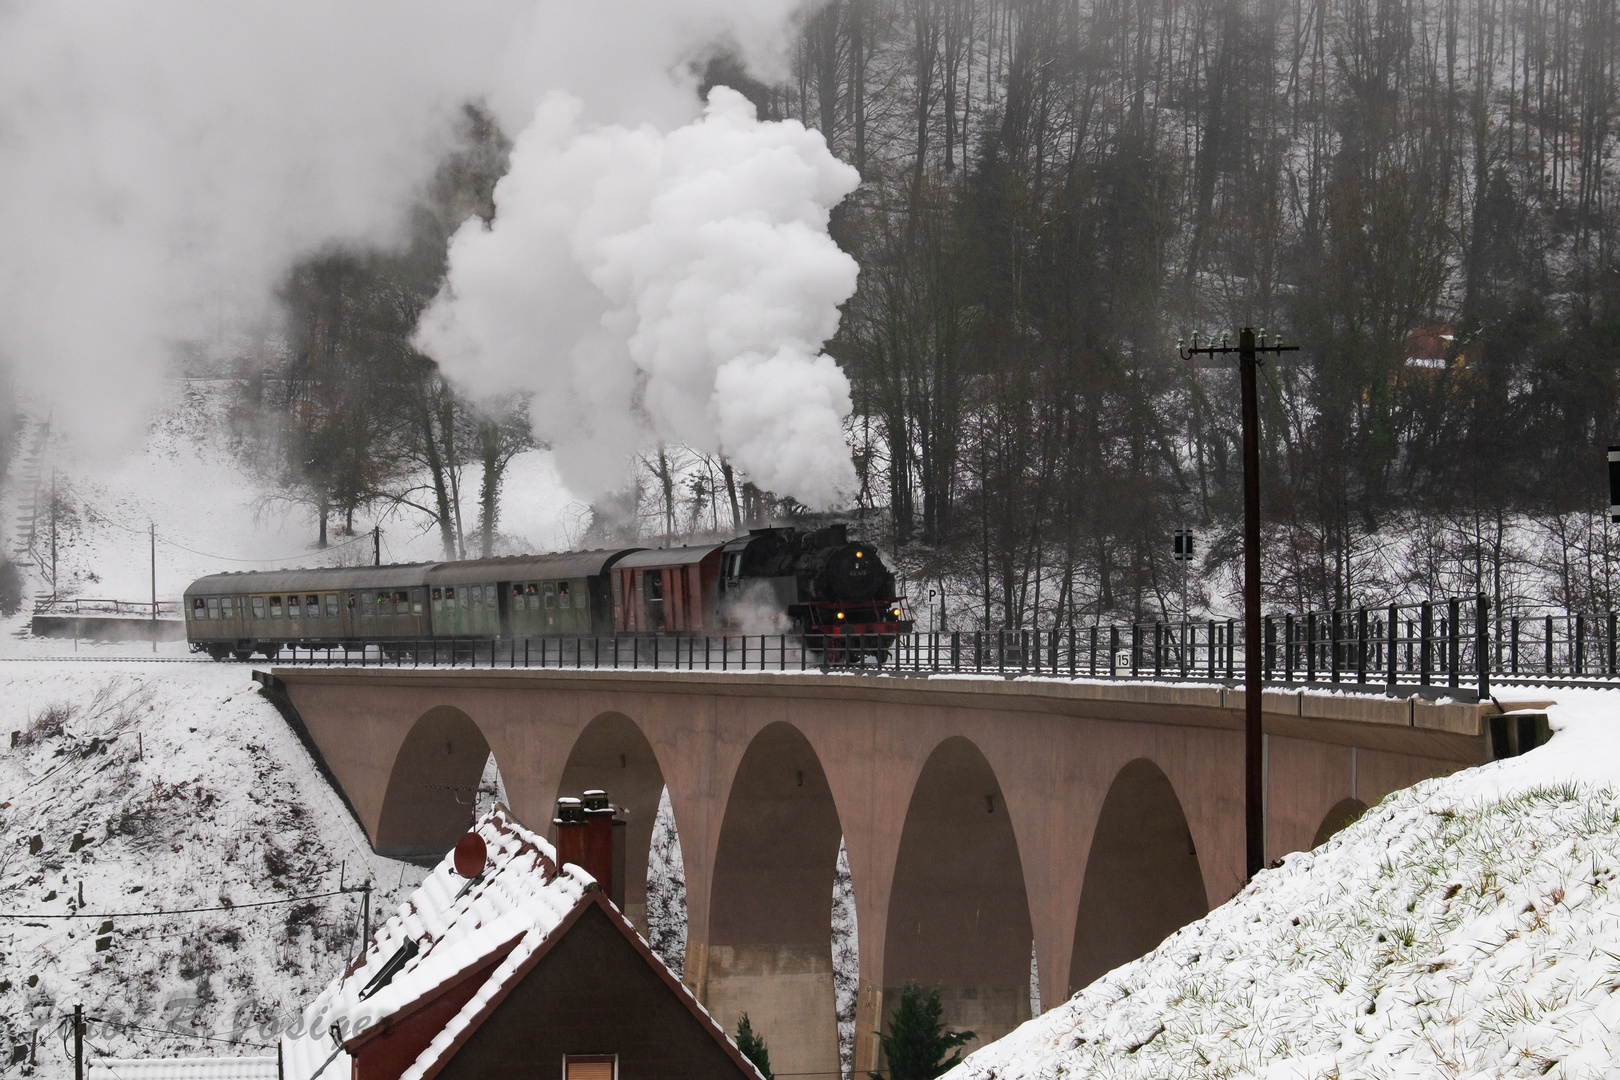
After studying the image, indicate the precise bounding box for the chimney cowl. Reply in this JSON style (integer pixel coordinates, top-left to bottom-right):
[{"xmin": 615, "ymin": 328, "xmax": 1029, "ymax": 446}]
[
  {"xmin": 582, "ymin": 789, "xmax": 612, "ymax": 814},
  {"xmin": 554, "ymin": 796, "xmax": 585, "ymax": 825}
]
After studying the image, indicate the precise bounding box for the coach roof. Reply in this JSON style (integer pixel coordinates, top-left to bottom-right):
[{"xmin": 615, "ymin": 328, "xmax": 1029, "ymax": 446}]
[
  {"xmin": 424, "ymin": 549, "xmax": 636, "ymax": 585},
  {"xmin": 185, "ymin": 564, "xmax": 435, "ymax": 597}
]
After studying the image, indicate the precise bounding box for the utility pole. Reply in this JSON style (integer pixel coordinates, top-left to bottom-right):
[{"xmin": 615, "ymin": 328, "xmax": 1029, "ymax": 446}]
[
  {"xmin": 1180, "ymin": 328, "xmax": 1297, "ymax": 882},
  {"xmin": 73, "ymin": 1003, "xmax": 83, "ymax": 1080},
  {"xmin": 150, "ymin": 523, "xmax": 158, "ymax": 654},
  {"xmin": 49, "ymin": 472, "xmax": 57, "ymax": 599}
]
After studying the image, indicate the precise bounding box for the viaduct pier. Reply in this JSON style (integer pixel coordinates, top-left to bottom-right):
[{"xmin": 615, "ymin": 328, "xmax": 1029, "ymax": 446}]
[{"xmin": 264, "ymin": 666, "xmax": 1529, "ymax": 1077}]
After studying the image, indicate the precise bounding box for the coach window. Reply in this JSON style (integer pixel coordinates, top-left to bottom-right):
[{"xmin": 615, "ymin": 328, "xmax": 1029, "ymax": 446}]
[
  {"xmin": 361, "ymin": 594, "xmax": 374, "ymax": 618},
  {"xmin": 324, "ymin": 594, "xmax": 338, "ymax": 618},
  {"xmin": 221, "ymin": 597, "xmax": 234, "ymax": 619},
  {"xmin": 206, "ymin": 597, "xmax": 220, "ymax": 620},
  {"xmin": 471, "ymin": 587, "xmax": 483, "ymax": 614},
  {"xmin": 522, "ymin": 583, "xmax": 536, "ymax": 609},
  {"xmin": 288, "ymin": 596, "xmax": 301, "ymax": 619},
  {"xmin": 543, "ymin": 583, "xmax": 557, "ymax": 609},
  {"xmin": 484, "ymin": 584, "xmax": 497, "ymax": 609},
  {"xmin": 411, "ymin": 589, "xmax": 424, "ymax": 615},
  {"xmin": 305, "ymin": 595, "xmax": 319, "ymax": 618},
  {"xmin": 575, "ymin": 580, "xmax": 588, "ymax": 608},
  {"xmin": 252, "ymin": 597, "xmax": 266, "ymax": 619},
  {"xmin": 393, "ymin": 591, "xmax": 408, "ymax": 615},
  {"xmin": 432, "ymin": 588, "xmax": 443, "ymax": 613},
  {"xmin": 191, "ymin": 598, "xmax": 205, "ymax": 620},
  {"xmin": 269, "ymin": 596, "xmax": 283, "ymax": 619},
  {"xmin": 557, "ymin": 581, "xmax": 572, "ymax": 608},
  {"xmin": 375, "ymin": 592, "xmax": 389, "ymax": 617}
]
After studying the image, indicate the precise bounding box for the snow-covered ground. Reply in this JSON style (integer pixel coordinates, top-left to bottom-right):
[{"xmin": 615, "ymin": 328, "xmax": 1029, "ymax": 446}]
[
  {"xmin": 951, "ymin": 688, "xmax": 1620, "ymax": 1080},
  {"xmin": 0, "ymin": 658, "xmax": 431, "ymax": 1075}
]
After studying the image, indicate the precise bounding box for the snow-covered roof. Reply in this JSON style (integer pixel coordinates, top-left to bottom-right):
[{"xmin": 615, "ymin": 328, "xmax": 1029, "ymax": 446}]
[
  {"xmin": 87, "ymin": 1058, "xmax": 278, "ymax": 1080},
  {"xmin": 280, "ymin": 805, "xmax": 590, "ymax": 1080}
]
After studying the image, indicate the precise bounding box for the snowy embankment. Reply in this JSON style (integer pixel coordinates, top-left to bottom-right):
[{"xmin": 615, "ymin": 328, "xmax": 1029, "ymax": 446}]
[
  {"xmin": 953, "ymin": 689, "xmax": 1620, "ymax": 1080},
  {"xmin": 0, "ymin": 659, "xmax": 431, "ymax": 1071}
]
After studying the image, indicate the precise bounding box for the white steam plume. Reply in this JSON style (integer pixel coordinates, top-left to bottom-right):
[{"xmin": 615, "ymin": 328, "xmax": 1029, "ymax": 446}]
[
  {"xmin": 413, "ymin": 88, "xmax": 862, "ymax": 510},
  {"xmin": 0, "ymin": 0, "xmax": 812, "ymax": 461}
]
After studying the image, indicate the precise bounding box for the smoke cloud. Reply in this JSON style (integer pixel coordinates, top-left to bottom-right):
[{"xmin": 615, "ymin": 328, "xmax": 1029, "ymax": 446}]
[
  {"xmin": 415, "ymin": 88, "xmax": 861, "ymax": 508},
  {"xmin": 0, "ymin": 0, "xmax": 843, "ymax": 501}
]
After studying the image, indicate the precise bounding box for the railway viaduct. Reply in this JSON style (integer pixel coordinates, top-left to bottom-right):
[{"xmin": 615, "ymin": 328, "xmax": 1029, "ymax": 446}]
[{"xmin": 264, "ymin": 667, "xmax": 1522, "ymax": 1078}]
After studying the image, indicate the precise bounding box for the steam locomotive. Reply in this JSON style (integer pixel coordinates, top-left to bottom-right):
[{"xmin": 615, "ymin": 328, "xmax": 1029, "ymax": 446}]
[{"xmin": 183, "ymin": 524, "xmax": 911, "ymax": 661}]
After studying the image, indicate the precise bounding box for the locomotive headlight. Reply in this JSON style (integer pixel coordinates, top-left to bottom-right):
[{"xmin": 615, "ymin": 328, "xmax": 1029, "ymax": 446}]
[
  {"xmin": 855, "ymin": 551, "xmax": 863, "ymax": 558},
  {"xmin": 836, "ymin": 612, "xmax": 845, "ymax": 620},
  {"xmin": 893, "ymin": 608, "xmax": 901, "ymax": 618}
]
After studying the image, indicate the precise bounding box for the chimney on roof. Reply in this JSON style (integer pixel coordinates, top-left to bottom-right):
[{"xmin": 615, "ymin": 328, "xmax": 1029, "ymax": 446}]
[{"xmin": 554, "ymin": 797, "xmax": 586, "ymax": 881}]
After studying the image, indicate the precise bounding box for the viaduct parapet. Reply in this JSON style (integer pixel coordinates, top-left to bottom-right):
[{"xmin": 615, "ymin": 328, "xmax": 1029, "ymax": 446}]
[{"xmin": 265, "ymin": 667, "xmax": 1522, "ymax": 1077}]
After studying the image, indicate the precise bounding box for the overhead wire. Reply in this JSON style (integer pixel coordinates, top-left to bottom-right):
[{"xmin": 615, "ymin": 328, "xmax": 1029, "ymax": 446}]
[{"xmin": 0, "ymin": 885, "xmax": 365, "ymax": 920}]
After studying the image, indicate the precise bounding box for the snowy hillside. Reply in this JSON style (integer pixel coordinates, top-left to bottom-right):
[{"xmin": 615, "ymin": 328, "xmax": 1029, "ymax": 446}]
[
  {"xmin": 951, "ymin": 689, "xmax": 1620, "ymax": 1080},
  {"xmin": 0, "ymin": 660, "xmax": 432, "ymax": 1074}
]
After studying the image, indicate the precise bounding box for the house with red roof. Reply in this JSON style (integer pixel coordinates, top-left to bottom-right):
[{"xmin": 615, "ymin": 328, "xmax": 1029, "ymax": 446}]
[{"xmin": 281, "ymin": 801, "xmax": 762, "ymax": 1080}]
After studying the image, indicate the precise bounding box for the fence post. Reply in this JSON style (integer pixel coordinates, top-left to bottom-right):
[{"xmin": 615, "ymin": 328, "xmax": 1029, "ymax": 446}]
[
  {"xmin": 1207, "ymin": 619, "xmax": 1217, "ymax": 679},
  {"xmin": 1131, "ymin": 625, "xmax": 1141, "ymax": 677},
  {"xmin": 1154, "ymin": 622, "xmax": 1163, "ymax": 678},
  {"xmin": 1420, "ymin": 600, "xmax": 1433, "ymax": 686},
  {"xmin": 1089, "ymin": 626, "xmax": 1097, "ymax": 676},
  {"xmin": 1284, "ymin": 613, "xmax": 1294, "ymax": 681},
  {"xmin": 1610, "ymin": 612, "xmax": 1617, "ymax": 676},
  {"xmin": 1448, "ymin": 597, "xmax": 1461, "ymax": 691},
  {"xmin": 1226, "ymin": 618, "xmax": 1236, "ymax": 680},
  {"xmin": 1109, "ymin": 625, "xmax": 1120, "ymax": 677},
  {"xmin": 1575, "ymin": 614, "xmax": 1586, "ymax": 676},
  {"xmin": 1386, "ymin": 604, "xmax": 1399, "ymax": 694},
  {"xmin": 1330, "ymin": 608, "xmax": 1341, "ymax": 683},
  {"xmin": 1475, "ymin": 594, "xmax": 1490, "ymax": 701},
  {"xmin": 1264, "ymin": 615, "xmax": 1275, "ymax": 680},
  {"xmin": 1356, "ymin": 607, "xmax": 1368, "ymax": 685},
  {"xmin": 1510, "ymin": 618, "xmax": 1519, "ymax": 674}
]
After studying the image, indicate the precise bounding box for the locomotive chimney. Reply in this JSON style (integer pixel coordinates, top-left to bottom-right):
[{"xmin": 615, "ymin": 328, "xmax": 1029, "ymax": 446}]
[{"xmin": 553, "ymin": 797, "xmax": 587, "ymax": 880}]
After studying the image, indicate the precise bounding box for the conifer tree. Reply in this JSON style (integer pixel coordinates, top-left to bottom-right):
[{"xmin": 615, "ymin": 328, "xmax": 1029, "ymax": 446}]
[
  {"xmin": 735, "ymin": 1012, "xmax": 773, "ymax": 1080},
  {"xmin": 870, "ymin": 980, "xmax": 974, "ymax": 1080}
]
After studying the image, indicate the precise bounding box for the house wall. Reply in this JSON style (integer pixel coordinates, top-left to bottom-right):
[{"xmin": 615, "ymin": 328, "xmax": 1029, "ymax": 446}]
[{"xmin": 434, "ymin": 903, "xmax": 756, "ymax": 1080}]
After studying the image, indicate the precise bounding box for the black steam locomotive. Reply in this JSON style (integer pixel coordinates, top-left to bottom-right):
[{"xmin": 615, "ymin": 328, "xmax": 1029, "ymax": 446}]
[{"xmin": 184, "ymin": 524, "xmax": 911, "ymax": 660}]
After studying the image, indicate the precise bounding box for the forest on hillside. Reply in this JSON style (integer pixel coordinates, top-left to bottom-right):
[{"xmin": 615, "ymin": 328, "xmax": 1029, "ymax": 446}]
[{"xmin": 238, "ymin": 0, "xmax": 1620, "ymax": 629}]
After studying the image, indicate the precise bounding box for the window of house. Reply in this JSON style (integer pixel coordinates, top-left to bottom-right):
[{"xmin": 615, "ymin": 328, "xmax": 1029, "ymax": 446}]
[
  {"xmin": 252, "ymin": 597, "xmax": 266, "ymax": 619},
  {"xmin": 206, "ymin": 597, "xmax": 220, "ymax": 620},
  {"xmin": 325, "ymin": 594, "xmax": 338, "ymax": 618},
  {"xmin": 411, "ymin": 589, "xmax": 424, "ymax": 615},
  {"xmin": 563, "ymin": 1056, "xmax": 615, "ymax": 1080}
]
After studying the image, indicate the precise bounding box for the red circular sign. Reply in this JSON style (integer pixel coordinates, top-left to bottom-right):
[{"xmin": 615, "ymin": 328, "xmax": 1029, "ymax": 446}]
[{"xmin": 453, "ymin": 832, "xmax": 487, "ymax": 878}]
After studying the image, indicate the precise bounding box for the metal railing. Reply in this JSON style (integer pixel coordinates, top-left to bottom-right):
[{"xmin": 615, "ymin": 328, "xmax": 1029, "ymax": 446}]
[{"xmin": 250, "ymin": 596, "xmax": 1620, "ymax": 698}]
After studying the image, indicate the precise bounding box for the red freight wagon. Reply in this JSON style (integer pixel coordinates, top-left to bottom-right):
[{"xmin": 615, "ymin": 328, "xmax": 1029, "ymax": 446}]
[{"xmin": 612, "ymin": 545, "xmax": 724, "ymax": 633}]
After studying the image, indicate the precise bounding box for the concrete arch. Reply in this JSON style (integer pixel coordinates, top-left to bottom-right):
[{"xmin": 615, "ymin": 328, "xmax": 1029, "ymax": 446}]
[
  {"xmin": 705, "ymin": 721, "xmax": 844, "ymax": 1080},
  {"xmin": 375, "ymin": 705, "xmax": 493, "ymax": 860},
  {"xmin": 1069, "ymin": 758, "xmax": 1207, "ymax": 995},
  {"xmin": 555, "ymin": 712, "xmax": 671, "ymax": 937},
  {"xmin": 883, "ymin": 735, "xmax": 1034, "ymax": 1056},
  {"xmin": 1312, "ymin": 797, "xmax": 1368, "ymax": 848}
]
